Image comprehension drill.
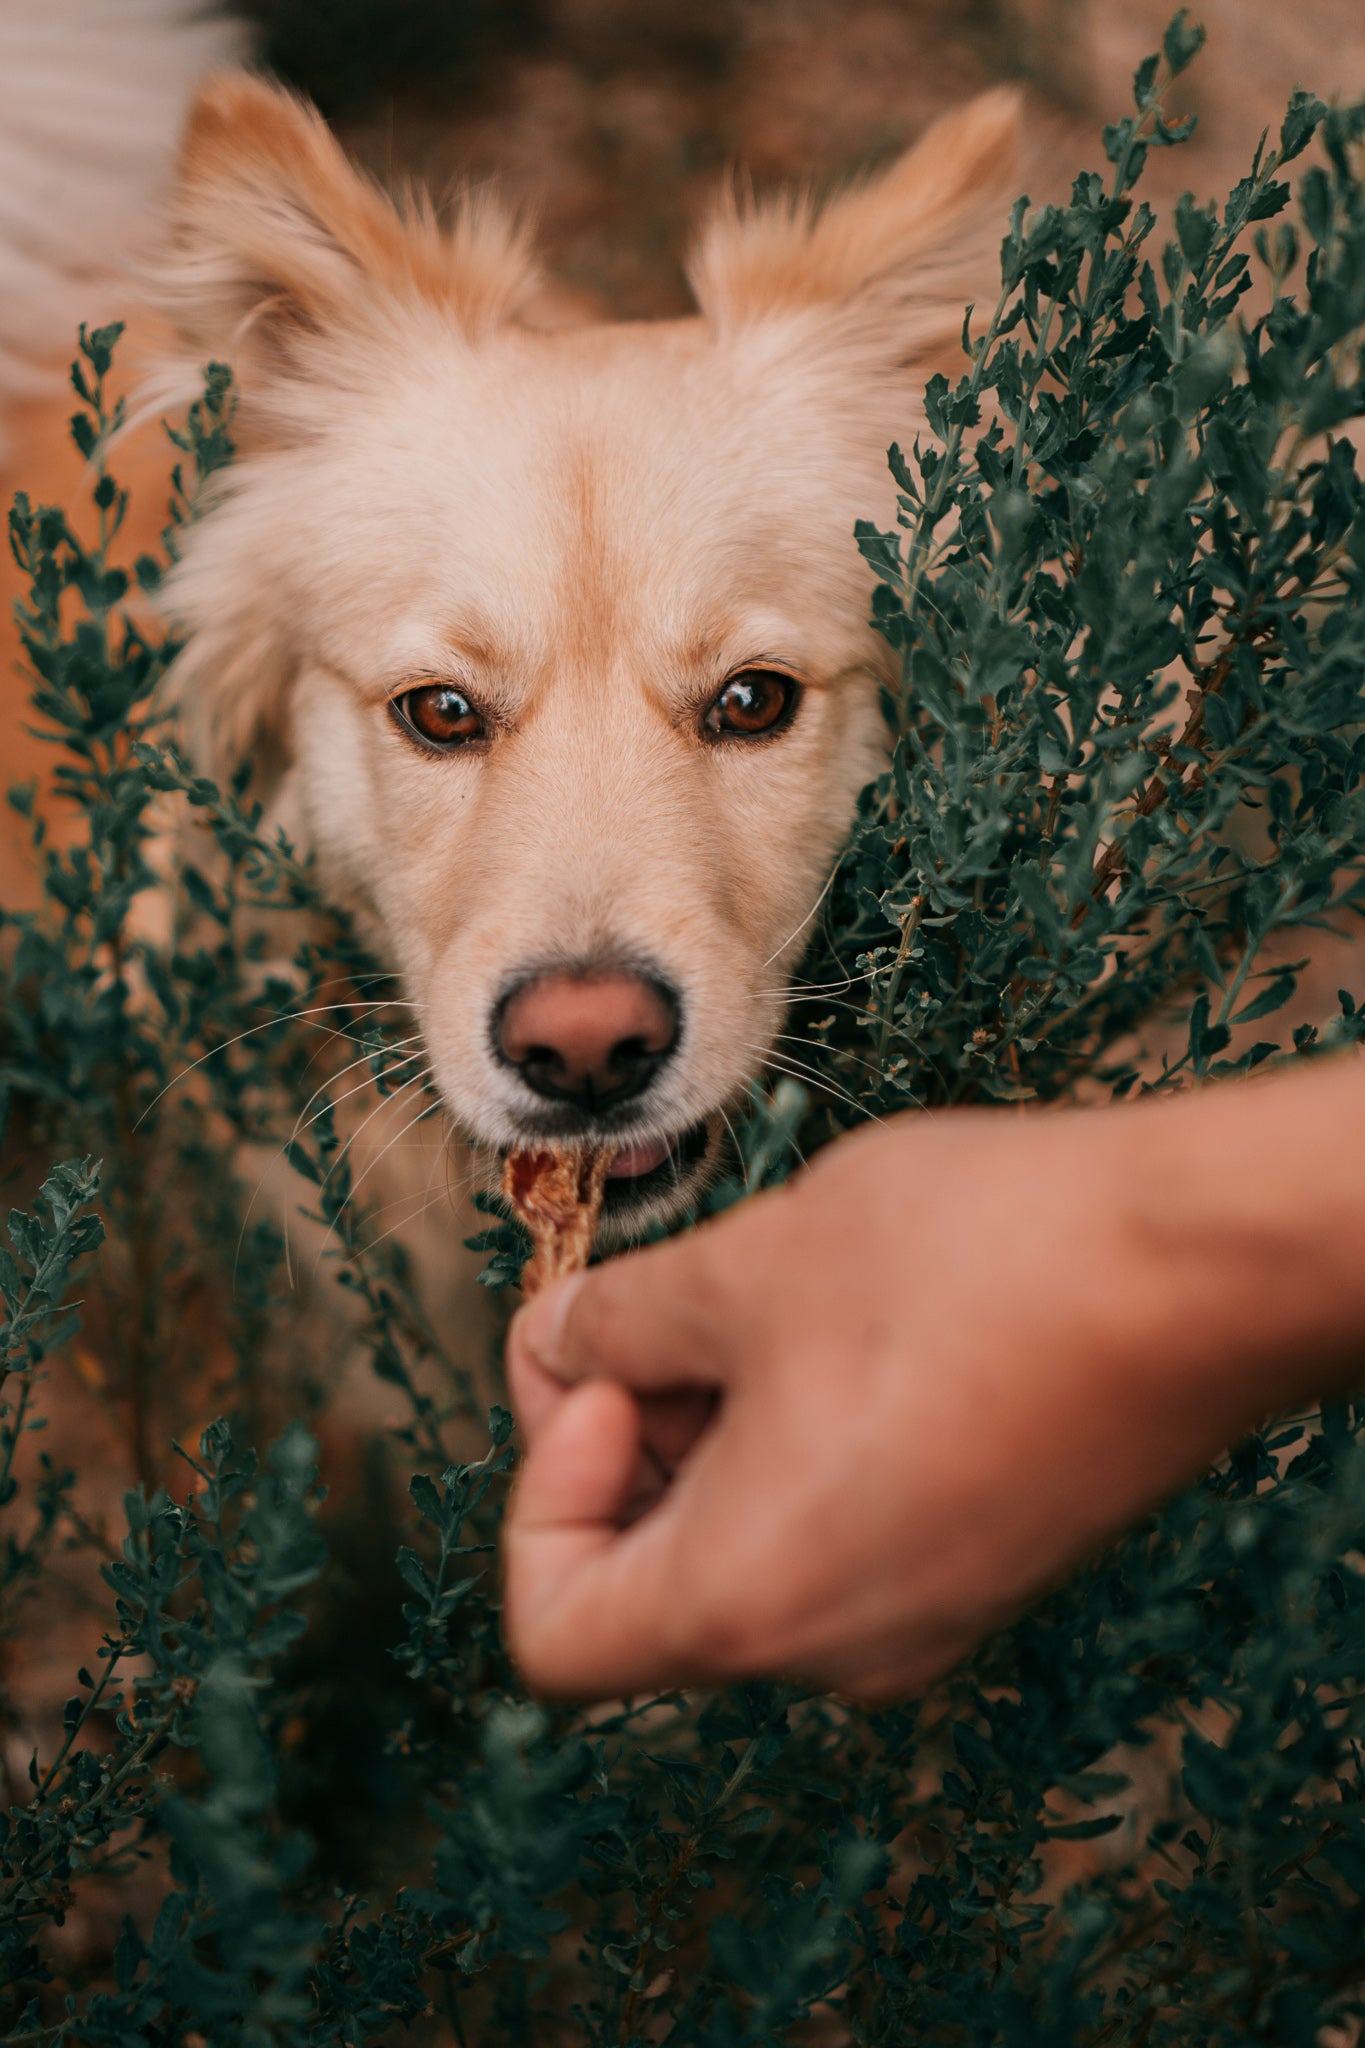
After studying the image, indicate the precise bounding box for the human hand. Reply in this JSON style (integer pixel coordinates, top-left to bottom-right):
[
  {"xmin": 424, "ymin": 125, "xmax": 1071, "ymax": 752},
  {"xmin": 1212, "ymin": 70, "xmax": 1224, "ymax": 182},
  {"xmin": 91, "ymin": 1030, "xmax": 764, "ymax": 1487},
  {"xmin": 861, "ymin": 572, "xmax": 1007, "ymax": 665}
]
[{"xmin": 503, "ymin": 1066, "xmax": 1365, "ymax": 1702}]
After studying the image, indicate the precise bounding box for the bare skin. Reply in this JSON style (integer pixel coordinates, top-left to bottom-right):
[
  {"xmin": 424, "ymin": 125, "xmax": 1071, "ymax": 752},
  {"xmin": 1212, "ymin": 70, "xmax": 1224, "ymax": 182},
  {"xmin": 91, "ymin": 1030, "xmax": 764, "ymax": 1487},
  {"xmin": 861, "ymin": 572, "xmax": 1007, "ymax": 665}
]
[{"xmin": 503, "ymin": 1056, "xmax": 1365, "ymax": 1702}]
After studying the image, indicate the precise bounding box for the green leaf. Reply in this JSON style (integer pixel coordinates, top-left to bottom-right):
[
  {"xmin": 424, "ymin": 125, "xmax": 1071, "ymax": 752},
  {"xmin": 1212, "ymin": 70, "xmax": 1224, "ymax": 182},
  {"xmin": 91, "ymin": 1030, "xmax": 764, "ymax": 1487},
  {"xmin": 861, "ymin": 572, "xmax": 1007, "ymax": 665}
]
[{"xmin": 1162, "ymin": 11, "xmax": 1206, "ymax": 76}]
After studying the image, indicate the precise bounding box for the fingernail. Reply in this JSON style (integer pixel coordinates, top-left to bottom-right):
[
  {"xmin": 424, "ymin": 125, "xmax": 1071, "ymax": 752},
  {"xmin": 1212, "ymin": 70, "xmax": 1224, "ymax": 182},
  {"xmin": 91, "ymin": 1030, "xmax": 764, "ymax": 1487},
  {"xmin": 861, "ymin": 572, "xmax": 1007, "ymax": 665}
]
[{"xmin": 515, "ymin": 1271, "xmax": 585, "ymax": 1373}]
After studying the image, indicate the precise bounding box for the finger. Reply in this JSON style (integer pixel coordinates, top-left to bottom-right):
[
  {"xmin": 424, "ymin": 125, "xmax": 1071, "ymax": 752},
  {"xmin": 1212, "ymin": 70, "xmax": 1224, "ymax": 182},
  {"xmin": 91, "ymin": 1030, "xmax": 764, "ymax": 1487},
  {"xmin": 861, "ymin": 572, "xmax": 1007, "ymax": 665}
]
[
  {"xmin": 510, "ymin": 1218, "xmax": 760, "ymax": 1394},
  {"xmin": 510, "ymin": 1374, "xmax": 642, "ymax": 1534},
  {"xmin": 506, "ymin": 1339, "xmax": 571, "ymax": 1448},
  {"xmin": 512, "ymin": 1369, "xmax": 717, "ymax": 1464},
  {"xmin": 505, "ymin": 1384, "xmax": 708, "ymax": 1698},
  {"xmin": 636, "ymin": 1387, "xmax": 719, "ymax": 1473},
  {"xmin": 622, "ymin": 1389, "xmax": 719, "ymax": 1521},
  {"xmin": 508, "ymin": 1329, "xmax": 717, "ymax": 1465}
]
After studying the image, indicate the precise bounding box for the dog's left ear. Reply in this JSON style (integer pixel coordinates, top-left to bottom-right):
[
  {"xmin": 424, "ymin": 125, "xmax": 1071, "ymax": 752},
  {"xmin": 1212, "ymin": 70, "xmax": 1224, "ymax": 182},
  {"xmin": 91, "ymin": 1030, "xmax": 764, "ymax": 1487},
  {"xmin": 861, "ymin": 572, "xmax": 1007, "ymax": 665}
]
[{"xmin": 688, "ymin": 89, "xmax": 1021, "ymax": 374}]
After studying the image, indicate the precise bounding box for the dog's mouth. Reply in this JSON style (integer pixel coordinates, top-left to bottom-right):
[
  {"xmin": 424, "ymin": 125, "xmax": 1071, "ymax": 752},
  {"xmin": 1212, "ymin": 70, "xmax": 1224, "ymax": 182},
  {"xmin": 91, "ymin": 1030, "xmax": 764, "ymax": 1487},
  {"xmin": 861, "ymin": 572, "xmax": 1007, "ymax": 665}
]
[
  {"xmin": 599, "ymin": 1116, "xmax": 713, "ymax": 1216},
  {"xmin": 495, "ymin": 1115, "xmax": 714, "ymax": 1234}
]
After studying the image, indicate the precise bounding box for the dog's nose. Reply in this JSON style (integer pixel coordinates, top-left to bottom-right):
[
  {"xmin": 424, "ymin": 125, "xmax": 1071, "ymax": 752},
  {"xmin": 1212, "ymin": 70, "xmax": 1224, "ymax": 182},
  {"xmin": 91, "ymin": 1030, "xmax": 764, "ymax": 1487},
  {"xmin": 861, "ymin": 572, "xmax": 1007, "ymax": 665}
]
[{"xmin": 496, "ymin": 970, "xmax": 679, "ymax": 1109}]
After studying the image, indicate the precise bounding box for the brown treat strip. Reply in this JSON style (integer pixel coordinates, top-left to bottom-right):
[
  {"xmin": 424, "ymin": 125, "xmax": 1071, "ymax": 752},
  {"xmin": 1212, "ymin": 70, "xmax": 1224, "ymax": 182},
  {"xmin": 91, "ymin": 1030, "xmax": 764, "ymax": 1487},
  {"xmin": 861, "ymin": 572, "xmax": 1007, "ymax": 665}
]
[{"xmin": 502, "ymin": 1146, "xmax": 610, "ymax": 1296}]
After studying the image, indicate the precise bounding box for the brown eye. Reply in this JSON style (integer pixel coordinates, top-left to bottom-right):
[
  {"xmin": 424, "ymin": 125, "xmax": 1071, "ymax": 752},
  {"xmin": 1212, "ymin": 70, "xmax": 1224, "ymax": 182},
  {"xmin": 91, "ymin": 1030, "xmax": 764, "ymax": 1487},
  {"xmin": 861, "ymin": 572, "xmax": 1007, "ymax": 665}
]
[
  {"xmin": 392, "ymin": 682, "xmax": 486, "ymax": 751},
  {"xmin": 703, "ymin": 669, "xmax": 800, "ymax": 740}
]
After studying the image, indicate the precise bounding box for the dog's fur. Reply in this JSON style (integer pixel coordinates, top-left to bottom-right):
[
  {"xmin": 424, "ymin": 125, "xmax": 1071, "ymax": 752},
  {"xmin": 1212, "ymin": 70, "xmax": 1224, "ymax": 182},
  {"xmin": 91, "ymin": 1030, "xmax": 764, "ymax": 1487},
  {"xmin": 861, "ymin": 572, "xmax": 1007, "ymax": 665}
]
[{"xmin": 2, "ymin": 26, "xmax": 1019, "ymax": 1248}]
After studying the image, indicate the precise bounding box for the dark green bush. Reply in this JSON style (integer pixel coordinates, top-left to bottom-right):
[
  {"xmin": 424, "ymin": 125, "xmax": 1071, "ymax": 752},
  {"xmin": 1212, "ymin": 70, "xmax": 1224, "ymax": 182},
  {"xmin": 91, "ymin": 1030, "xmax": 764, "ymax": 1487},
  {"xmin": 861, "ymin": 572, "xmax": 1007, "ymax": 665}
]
[{"xmin": 4, "ymin": 22, "xmax": 1365, "ymax": 2042}]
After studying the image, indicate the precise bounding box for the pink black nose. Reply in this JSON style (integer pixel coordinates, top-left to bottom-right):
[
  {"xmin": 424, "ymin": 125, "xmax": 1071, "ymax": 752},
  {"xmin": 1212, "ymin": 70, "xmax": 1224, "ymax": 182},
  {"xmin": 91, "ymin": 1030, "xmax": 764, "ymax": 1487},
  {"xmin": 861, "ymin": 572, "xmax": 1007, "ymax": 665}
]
[{"xmin": 495, "ymin": 969, "xmax": 680, "ymax": 1110}]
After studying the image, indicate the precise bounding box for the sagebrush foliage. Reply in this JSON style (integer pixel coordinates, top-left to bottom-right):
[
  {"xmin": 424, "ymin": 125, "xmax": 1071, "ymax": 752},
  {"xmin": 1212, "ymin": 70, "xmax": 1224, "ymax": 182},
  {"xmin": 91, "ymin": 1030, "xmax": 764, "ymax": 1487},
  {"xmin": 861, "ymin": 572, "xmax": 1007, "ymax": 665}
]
[
  {"xmin": 3, "ymin": 24, "xmax": 1365, "ymax": 2043},
  {"xmin": 798, "ymin": 21, "xmax": 1365, "ymax": 1122}
]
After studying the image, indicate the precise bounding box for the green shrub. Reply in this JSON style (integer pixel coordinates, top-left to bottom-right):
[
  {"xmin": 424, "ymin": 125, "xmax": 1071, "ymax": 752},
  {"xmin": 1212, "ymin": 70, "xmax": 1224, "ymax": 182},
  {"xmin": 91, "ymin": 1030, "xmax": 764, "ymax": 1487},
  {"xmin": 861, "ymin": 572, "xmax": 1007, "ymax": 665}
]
[{"xmin": 4, "ymin": 21, "xmax": 1365, "ymax": 2043}]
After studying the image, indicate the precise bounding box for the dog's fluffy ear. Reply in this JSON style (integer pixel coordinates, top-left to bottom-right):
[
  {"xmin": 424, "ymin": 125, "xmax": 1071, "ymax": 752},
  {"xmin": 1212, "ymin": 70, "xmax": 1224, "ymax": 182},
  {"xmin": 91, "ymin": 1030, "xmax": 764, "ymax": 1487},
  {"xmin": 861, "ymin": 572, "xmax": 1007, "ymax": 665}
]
[
  {"xmin": 158, "ymin": 74, "xmax": 540, "ymax": 786},
  {"xmin": 688, "ymin": 89, "xmax": 1021, "ymax": 370},
  {"xmin": 160, "ymin": 71, "xmax": 539, "ymax": 373}
]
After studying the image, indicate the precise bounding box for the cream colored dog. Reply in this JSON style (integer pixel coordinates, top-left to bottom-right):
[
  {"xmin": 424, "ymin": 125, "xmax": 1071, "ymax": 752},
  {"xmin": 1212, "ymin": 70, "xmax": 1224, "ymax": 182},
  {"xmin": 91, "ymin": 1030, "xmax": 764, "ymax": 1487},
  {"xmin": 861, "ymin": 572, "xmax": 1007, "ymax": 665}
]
[{"xmin": 2, "ymin": 37, "xmax": 1018, "ymax": 1246}]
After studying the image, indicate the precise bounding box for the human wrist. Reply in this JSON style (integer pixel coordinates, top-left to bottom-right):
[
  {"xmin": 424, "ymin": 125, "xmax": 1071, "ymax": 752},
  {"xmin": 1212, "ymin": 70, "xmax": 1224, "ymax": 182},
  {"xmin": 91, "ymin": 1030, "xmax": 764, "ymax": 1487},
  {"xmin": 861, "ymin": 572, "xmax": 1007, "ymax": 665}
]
[{"xmin": 1107, "ymin": 1055, "xmax": 1365, "ymax": 1428}]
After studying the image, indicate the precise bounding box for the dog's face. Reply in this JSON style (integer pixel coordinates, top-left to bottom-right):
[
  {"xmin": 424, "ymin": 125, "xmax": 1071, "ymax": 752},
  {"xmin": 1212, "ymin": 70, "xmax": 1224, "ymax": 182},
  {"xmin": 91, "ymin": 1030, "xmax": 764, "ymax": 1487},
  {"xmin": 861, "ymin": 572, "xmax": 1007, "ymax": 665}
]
[{"xmin": 163, "ymin": 76, "xmax": 1016, "ymax": 1230}]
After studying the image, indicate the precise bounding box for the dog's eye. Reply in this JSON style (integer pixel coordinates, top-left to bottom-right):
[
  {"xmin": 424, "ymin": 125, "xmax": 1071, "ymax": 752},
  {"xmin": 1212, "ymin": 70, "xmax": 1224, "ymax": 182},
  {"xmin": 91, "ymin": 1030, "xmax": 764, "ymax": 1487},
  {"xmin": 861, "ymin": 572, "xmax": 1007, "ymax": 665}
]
[
  {"xmin": 392, "ymin": 683, "xmax": 486, "ymax": 751},
  {"xmin": 703, "ymin": 669, "xmax": 799, "ymax": 740}
]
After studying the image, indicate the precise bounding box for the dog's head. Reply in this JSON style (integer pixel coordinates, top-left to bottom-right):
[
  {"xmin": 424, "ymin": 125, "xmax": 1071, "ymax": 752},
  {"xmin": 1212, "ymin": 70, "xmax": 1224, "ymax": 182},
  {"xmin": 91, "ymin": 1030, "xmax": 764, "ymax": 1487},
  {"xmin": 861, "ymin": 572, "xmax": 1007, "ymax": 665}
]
[{"xmin": 160, "ymin": 76, "xmax": 1018, "ymax": 1230}]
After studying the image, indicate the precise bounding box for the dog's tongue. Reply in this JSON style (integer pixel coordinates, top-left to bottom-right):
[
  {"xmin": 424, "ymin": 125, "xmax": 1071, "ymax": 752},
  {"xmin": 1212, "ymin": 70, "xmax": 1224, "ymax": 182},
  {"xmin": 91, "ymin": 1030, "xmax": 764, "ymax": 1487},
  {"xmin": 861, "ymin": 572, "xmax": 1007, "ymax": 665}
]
[{"xmin": 608, "ymin": 1136, "xmax": 670, "ymax": 1179}]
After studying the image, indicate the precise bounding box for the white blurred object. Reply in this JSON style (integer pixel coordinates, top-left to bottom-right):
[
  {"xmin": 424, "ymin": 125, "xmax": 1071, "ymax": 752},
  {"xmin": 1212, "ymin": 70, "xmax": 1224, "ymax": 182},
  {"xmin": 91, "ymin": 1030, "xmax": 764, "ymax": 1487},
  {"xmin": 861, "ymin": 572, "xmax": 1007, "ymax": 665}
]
[{"xmin": 0, "ymin": 0, "xmax": 247, "ymax": 446}]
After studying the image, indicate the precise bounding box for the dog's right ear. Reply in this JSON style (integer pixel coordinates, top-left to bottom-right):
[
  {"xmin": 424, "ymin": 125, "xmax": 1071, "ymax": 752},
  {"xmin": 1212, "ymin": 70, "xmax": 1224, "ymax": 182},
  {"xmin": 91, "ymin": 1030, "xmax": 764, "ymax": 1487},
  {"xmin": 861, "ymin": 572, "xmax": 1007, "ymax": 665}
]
[
  {"xmin": 160, "ymin": 72, "xmax": 539, "ymax": 387},
  {"xmin": 159, "ymin": 77, "xmax": 540, "ymax": 783}
]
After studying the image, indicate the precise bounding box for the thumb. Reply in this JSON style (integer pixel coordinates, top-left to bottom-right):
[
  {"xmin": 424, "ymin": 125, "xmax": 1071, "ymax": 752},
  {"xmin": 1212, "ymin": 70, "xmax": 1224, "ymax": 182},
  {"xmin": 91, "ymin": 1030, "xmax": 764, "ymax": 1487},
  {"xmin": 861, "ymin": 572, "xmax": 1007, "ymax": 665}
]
[
  {"xmin": 504, "ymin": 1375, "xmax": 697, "ymax": 1698},
  {"xmin": 509, "ymin": 1221, "xmax": 747, "ymax": 1395}
]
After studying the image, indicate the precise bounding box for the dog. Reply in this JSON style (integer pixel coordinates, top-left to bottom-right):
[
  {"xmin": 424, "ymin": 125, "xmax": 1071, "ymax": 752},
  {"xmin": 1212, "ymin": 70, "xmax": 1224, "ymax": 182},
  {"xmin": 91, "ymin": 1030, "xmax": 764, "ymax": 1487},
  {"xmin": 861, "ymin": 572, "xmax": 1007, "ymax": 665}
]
[{"xmin": 2, "ymin": 12, "xmax": 1019, "ymax": 1260}]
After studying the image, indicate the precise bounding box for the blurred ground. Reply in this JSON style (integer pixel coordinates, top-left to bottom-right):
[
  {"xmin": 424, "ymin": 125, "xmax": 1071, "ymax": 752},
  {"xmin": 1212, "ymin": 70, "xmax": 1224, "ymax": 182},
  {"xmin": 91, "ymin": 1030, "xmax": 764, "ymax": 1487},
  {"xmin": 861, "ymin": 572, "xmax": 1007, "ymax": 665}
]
[{"xmin": 313, "ymin": 0, "xmax": 1365, "ymax": 318}]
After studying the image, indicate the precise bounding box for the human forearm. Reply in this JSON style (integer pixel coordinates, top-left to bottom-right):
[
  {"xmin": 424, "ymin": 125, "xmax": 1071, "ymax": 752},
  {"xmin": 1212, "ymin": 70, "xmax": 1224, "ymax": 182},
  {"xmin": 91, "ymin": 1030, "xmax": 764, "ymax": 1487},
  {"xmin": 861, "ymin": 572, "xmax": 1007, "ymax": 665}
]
[{"xmin": 1097, "ymin": 1055, "xmax": 1365, "ymax": 1424}]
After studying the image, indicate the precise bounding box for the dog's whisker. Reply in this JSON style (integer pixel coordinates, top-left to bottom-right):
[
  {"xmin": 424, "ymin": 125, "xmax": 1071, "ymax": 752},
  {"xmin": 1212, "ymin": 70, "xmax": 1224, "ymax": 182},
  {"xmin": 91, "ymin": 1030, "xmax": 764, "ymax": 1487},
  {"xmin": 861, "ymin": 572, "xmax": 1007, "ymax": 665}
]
[
  {"xmin": 663, "ymin": 1129, "xmax": 686, "ymax": 1188},
  {"xmin": 441, "ymin": 1127, "xmax": 477, "ymax": 1219},
  {"xmin": 357, "ymin": 1186, "xmax": 457, "ymax": 1259},
  {"xmin": 139, "ymin": 994, "xmax": 418, "ymax": 1125},
  {"xmin": 758, "ymin": 857, "xmax": 843, "ymax": 972},
  {"xmin": 234, "ymin": 1040, "xmax": 403, "ymax": 1288},
  {"xmin": 327, "ymin": 1064, "xmax": 435, "ymax": 1196},
  {"xmin": 743, "ymin": 1043, "xmax": 885, "ymax": 1127},
  {"xmin": 287, "ymin": 1036, "xmax": 427, "ymax": 1149},
  {"xmin": 339, "ymin": 1074, "xmax": 441, "ymax": 1204},
  {"xmin": 310, "ymin": 1063, "xmax": 435, "ymax": 1196},
  {"xmin": 354, "ymin": 1146, "xmax": 478, "ymax": 1256},
  {"xmin": 778, "ymin": 1039, "xmax": 931, "ymax": 1112},
  {"xmin": 756, "ymin": 967, "xmax": 880, "ymax": 995},
  {"xmin": 293, "ymin": 1027, "xmax": 426, "ymax": 1101},
  {"xmin": 769, "ymin": 1029, "xmax": 907, "ymax": 1085},
  {"xmin": 402, "ymin": 1130, "xmax": 487, "ymax": 1219},
  {"xmin": 751, "ymin": 965, "xmax": 881, "ymax": 1000},
  {"xmin": 758, "ymin": 1057, "xmax": 882, "ymax": 1127},
  {"xmin": 231, "ymin": 1054, "xmax": 430, "ymax": 1294},
  {"xmin": 309, "ymin": 1081, "xmax": 443, "ymax": 1283},
  {"xmin": 750, "ymin": 1046, "xmax": 842, "ymax": 1102},
  {"xmin": 282, "ymin": 1065, "xmax": 437, "ymax": 1291},
  {"xmin": 760, "ymin": 1046, "xmax": 874, "ymax": 1110}
]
